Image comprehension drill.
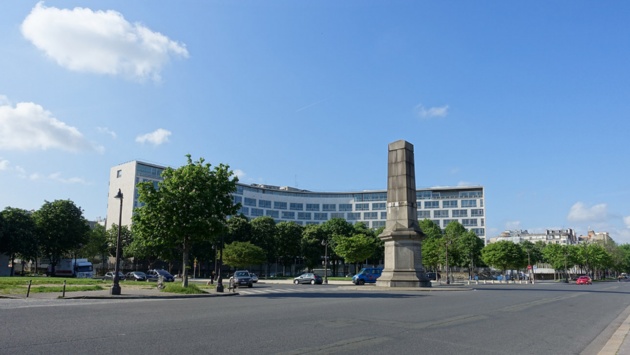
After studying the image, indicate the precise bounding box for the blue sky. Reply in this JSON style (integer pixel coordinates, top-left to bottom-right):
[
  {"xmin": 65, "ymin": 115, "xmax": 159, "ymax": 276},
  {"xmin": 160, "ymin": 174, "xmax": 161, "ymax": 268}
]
[{"xmin": 1, "ymin": 1, "xmax": 629, "ymax": 242}]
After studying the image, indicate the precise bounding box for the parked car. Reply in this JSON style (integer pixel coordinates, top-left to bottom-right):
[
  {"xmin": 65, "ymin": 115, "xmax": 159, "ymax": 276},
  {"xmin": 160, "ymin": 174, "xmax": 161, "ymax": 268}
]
[
  {"xmin": 426, "ymin": 272, "xmax": 441, "ymax": 281},
  {"xmin": 125, "ymin": 271, "xmax": 147, "ymax": 281},
  {"xmin": 576, "ymin": 276, "xmax": 592, "ymax": 285},
  {"xmin": 231, "ymin": 270, "xmax": 253, "ymax": 288},
  {"xmin": 103, "ymin": 271, "xmax": 125, "ymax": 280},
  {"xmin": 352, "ymin": 268, "xmax": 382, "ymax": 285},
  {"xmin": 250, "ymin": 273, "xmax": 259, "ymax": 283},
  {"xmin": 146, "ymin": 269, "xmax": 175, "ymax": 282},
  {"xmin": 294, "ymin": 273, "xmax": 323, "ymax": 285}
]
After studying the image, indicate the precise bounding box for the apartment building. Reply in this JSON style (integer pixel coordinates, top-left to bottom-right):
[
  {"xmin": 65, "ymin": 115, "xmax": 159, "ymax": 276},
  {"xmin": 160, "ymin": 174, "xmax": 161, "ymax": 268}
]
[{"xmin": 106, "ymin": 161, "xmax": 486, "ymax": 240}]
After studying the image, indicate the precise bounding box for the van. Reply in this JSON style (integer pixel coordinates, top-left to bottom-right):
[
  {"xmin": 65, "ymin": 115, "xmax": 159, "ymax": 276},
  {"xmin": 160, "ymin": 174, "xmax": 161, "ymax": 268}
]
[{"xmin": 352, "ymin": 267, "xmax": 383, "ymax": 285}]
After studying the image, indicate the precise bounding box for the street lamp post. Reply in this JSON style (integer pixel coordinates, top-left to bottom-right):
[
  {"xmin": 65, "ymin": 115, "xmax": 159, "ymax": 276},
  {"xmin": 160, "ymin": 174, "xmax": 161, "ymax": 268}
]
[
  {"xmin": 110, "ymin": 189, "xmax": 123, "ymax": 295},
  {"xmin": 216, "ymin": 235, "xmax": 225, "ymax": 292},
  {"xmin": 445, "ymin": 240, "xmax": 452, "ymax": 285},
  {"xmin": 564, "ymin": 248, "xmax": 569, "ymax": 283},
  {"xmin": 321, "ymin": 240, "xmax": 328, "ymax": 284}
]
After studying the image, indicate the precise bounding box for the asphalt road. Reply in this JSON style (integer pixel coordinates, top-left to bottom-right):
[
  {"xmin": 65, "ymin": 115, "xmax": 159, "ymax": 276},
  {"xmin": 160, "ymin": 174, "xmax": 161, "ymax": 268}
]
[{"xmin": 2, "ymin": 281, "xmax": 629, "ymax": 354}]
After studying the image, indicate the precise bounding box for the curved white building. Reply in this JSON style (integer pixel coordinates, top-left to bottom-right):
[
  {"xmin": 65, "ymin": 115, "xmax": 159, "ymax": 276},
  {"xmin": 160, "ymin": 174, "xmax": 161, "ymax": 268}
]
[{"xmin": 107, "ymin": 161, "xmax": 486, "ymax": 240}]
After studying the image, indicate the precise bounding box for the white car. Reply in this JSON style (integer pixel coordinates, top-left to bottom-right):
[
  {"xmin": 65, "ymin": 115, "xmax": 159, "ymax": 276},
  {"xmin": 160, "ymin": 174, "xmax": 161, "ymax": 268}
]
[
  {"xmin": 103, "ymin": 271, "xmax": 125, "ymax": 280},
  {"xmin": 250, "ymin": 273, "xmax": 259, "ymax": 283}
]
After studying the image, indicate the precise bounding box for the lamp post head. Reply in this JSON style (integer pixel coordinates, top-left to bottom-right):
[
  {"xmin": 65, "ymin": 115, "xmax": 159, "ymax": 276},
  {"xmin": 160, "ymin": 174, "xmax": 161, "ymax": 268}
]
[{"xmin": 114, "ymin": 188, "xmax": 123, "ymax": 200}]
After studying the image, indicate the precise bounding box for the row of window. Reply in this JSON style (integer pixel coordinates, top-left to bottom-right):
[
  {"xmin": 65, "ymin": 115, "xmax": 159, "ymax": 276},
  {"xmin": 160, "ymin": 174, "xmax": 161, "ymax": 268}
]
[
  {"xmin": 239, "ymin": 206, "xmax": 484, "ymax": 227},
  {"xmin": 235, "ymin": 209, "xmax": 486, "ymax": 236},
  {"xmin": 235, "ymin": 196, "xmax": 481, "ymax": 212},
  {"xmin": 136, "ymin": 164, "xmax": 164, "ymax": 179},
  {"xmin": 235, "ymin": 185, "xmax": 483, "ymax": 202}
]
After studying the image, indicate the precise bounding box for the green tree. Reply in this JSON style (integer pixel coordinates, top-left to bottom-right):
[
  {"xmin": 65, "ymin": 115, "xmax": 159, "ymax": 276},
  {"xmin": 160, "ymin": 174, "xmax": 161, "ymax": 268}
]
[
  {"xmin": 106, "ymin": 224, "xmax": 133, "ymax": 260},
  {"xmin": 458, "ymin": 230, "xmax": 485, "ymax": 278},
  {"xmin": 223, "ymin": 241, "xmax": 266, "ymax": 269},
  {"xmin": 444, "ymin": 221, "xmax": 467, "ymax": 266},
  {"xmin": 250, "ymin": 216, "xmax": 277, "ymax": 275},
  {"xmin": 83, "ymin": 223, "xmax": 108, "ymax": 275},
  {"xmin": 332, "ymin": 233, "xmax": 378, "ymax": 272},
  {"xmin": 321, "ymin": 218, "xmax": 354, "ymax": 275},
  {"xmin": 226, "ymin": 215, "xmax": 252, "ymax": 244},
  {"xmin": 481, "ymin": 241, "xmax": 523, "ymax": 280},
  {"xmin": 34, "ymin": 200, "xmax": 90, "ymax": 274},
  {"xmin": 617, "ymin": 244, "xmax": 630, "ymax": 273},
  {"xmin": 276, "ymin": 222, "xmax": 303, "ymax": 274},
  {"xmin": 541, "ymin": 244, "xmax": 577, "ymax": 280},
  {"xmin": 301, "ymin": 224, "xmax": 325, "ymax": 271},
  {"xmin": 353, "ymin": 222, "xmax": 382, "ymax": 265},
  {"xmin": 419, "ymin": 219, "xmax": 443, "ymax": 239},
  {"xmin": 133, "ymin": 155, "xmax": 239, "ymax": 287},
  {"xmin": 420, "ymin": 219, "xmax": 443, "ymax": 273},
  {"xmin": 422, "ymin": 237, "xmax": 443, "ymax": 273},
  {"xmin": 576, "ymin": 243, "xmax": 611, "ymax": 279},
  {"xmin": 1, "ymin": 207, "xmax": 38, "ymax": 275}
]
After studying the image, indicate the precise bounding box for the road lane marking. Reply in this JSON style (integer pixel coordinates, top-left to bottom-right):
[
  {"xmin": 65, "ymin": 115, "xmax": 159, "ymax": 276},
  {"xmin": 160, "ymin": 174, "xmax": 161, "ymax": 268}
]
[
  {"xmin": 499, "ymin": 292, "xmax": 582, "ymax": 312},
  {"xmin": 277, "ymin": 336, "xmax": 391, "ymax": 354}
]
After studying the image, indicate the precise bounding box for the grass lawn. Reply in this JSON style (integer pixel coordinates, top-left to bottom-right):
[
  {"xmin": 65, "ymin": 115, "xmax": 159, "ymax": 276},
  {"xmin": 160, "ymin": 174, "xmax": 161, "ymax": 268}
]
[
  {"xmin": 0, "ymin": 276, "xmax": 149, "ymax": 295},
  {"xmin": 0, "ymin": 276, "xmax": 218, "ymax": 295}
]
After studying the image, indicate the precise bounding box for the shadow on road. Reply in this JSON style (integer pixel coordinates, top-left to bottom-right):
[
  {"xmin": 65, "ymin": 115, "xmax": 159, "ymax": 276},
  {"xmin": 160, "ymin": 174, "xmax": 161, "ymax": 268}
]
[{"xmin": 237, "ymin": 292, "xmax": 425, "ymax": 299}]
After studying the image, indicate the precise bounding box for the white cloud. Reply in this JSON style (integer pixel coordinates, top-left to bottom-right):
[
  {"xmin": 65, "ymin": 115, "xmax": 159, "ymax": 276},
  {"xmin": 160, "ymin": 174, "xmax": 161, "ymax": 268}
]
[
  {"xmin": 0, "ymin": 98, "xmax": 102, "ymax": 152},
  {"xmin": 624, "ymin": 216, "xmax": 630, "ymax": 228},
  {"xmin": 136, "ymin": 128, "xmax": 171, "ymax": 145},
  {"xmin": 505, "ymin": 221, "xmax": 521, "ymax": 230},
  {"xmin": 27, "ymin": 171, "xmax": 88, "ymax": 184},
  {"xmin": 0, "ymin": 158, "xmax": 9, "ymax": 171},
  {"xmin": 21, "ymin": 2, "xmax": 189, "ymax": 81},
  {"xmin": 416, "ymin": 103, "xmax": 449, "ymax": 119},
  {"xmin": 97, "ymin": 127, "xmax": 117, "ymax": 139},
  {"xmin": 233, "ymin": 169, "xmax": 246, "ymax": 179},
  {"xmin": 567, "ymin": 202, "xmax": 608, "ymax": 223}
]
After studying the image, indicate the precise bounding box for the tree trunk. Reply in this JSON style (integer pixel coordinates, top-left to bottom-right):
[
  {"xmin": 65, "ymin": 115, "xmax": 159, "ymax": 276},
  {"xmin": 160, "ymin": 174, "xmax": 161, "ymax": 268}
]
[{"xmin": 182, "ymin": 238, "xmax": 189, "ymax": 287}]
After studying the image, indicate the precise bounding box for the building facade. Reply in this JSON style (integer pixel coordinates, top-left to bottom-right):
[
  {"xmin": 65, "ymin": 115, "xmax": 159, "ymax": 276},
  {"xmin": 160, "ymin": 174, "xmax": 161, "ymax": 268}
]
[
  {"xmin": 106, "ymin": 161, "xmax": 486, "ymax": 240},
  {"xmin": 578, "ymin": 230, "xmax": 613, "ymax": 245},
  {"xmin": 489, "ymin": 229, "xmax": 578, "ymax": 245}
]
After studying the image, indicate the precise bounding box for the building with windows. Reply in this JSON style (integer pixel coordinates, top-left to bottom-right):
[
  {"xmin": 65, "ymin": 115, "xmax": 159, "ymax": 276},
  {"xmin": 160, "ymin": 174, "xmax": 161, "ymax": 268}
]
[
  {"xmin": 106, "ymin": 161, "xmax": 486, "ymax": 240},
  {"xmin": 488, "ymin": 229, "xmax": 578, "ymax": 245},
  {"xmin": 578, "ymin": 230, "xmax": 613, "ymax": 245}
]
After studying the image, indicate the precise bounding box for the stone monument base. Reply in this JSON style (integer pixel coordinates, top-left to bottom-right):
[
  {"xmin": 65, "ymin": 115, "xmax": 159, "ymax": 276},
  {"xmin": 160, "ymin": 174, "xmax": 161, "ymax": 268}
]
[
  {"xmin": 376, "ymin": 230, "xmax": 431, "ymax": 288},
  {"xmin": 376, "ymin": 271, "xmax": 432, "ymax": 288}
]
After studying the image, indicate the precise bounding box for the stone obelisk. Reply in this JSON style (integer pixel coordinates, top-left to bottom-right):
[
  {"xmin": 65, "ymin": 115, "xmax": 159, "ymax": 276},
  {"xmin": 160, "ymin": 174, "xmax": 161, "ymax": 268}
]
[{"xmin": 376, "ymin": 140, "xmax": 431, "ymax": 287}]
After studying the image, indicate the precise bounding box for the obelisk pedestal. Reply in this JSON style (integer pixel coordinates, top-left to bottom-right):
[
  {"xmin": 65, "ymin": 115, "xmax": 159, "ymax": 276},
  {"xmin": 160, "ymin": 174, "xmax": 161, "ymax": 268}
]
[{"xmin": 376, "ymin": 140, "xmax": 431, "ymax": 287}]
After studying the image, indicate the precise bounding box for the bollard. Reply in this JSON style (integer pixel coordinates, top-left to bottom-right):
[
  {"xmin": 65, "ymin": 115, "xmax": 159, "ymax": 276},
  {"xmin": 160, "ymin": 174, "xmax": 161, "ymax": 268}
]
[
  {"xmin": 27, "ymin": 280, "xmax": 32, "ymax": 298},
  {"xmin": 62, "ymin": 280, "xmax": 66, "ymax": 298},
  {"xmin": 216, "ymin": 276, "xmax": 224, "ymax": 293}
]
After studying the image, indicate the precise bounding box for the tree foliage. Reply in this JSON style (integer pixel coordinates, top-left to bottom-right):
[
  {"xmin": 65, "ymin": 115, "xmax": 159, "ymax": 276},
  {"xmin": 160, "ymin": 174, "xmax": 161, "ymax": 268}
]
[
  {"xmin": 133, "ymin": 155, "xmax": 239, "ymax": 286},
  {"xmin": 226, "ymin": 215, "xmax": 252, "ymax": 244},
  {"xmin": 33, "ymin": 200, "xmax": 90, "ymax": 271},
  {"xmin": 106, "ymin": 224, "xmax": 133, "ymax": 259},
  {"xmin": 420, "ymin": 219, "xmax": 442, "ymax": 271},
  {"xmin": 332, "ymin": 233, "xmax": 378, "ymax": 269},
  {"xmin": 276, "ymin": 222, "xmax": 303, "ymax": 268},
  {"xmin": 419, "ymin": 219, "xmax": 443, "ymax": 239},
  {"xmin": 83, "ymin": 223, "xmax": 108, "ymax": 272},
  {"xmin": 301, "ymin": 224, "xmax": 325, "ymax": 271},
  {"xmin": 481, "ymin": 241, "xmax": 524, "ymax": 277},
  {"xmin": 250, "ymin": 217, "xmax": 277, "ymax": 264},
  {"xmin": 223, "ymin": 241, "xmax": 266, "ymax": 269},
  {"xmin": 1, "ymin": 207, "xmax": 38, "ymax": 275}
]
